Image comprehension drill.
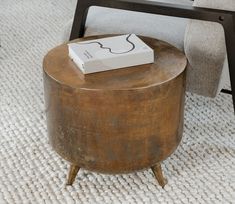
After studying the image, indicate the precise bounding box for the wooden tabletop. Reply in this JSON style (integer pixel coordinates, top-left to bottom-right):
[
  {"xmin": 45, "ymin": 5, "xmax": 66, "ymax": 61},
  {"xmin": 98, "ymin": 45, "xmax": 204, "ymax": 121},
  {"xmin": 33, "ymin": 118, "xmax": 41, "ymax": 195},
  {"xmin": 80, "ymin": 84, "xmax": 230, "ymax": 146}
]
[{"xmin": 43, "ymin": 35, "xmax": 187, "ymax": 90}]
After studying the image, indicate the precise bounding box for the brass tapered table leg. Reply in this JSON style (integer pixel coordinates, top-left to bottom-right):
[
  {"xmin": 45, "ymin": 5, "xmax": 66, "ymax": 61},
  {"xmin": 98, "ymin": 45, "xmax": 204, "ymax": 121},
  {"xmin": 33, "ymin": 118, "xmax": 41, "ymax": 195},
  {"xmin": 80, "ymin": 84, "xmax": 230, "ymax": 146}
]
[
  {"xmin": 151, "ymin": 163, "xmax": 167, "ymax": 188},
  {"xmin": 67, "ymin": 164, "xmax": 80, "ymax": 185}
]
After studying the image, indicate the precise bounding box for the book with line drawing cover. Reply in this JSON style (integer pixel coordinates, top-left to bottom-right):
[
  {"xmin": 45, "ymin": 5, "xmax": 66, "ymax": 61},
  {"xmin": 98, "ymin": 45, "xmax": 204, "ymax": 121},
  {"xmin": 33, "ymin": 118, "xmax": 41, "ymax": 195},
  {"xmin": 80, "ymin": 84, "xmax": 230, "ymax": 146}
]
[{"xmin": 68, "ymin": 34, "xmax": 154, "ymax": 74}]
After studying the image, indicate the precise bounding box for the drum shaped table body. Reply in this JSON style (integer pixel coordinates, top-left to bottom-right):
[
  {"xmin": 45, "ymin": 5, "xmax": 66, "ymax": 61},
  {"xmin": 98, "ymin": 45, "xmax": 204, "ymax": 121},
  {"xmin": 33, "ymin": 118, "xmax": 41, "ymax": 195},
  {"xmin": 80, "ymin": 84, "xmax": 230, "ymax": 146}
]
[{"xmin": 43, "ymin": 35, "xmax": 187, "ymax": 188}]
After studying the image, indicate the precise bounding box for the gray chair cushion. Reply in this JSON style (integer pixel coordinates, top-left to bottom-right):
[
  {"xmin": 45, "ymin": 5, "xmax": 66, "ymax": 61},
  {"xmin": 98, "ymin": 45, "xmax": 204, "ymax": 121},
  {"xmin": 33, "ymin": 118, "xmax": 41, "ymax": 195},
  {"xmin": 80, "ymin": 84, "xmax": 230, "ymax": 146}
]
[
  {"xmin": 194, "ymin": 0, "xmax": 235, "ymax": 11},
  {"xmin": 184, "ymin": 20, "xmax": 226, "ymax": 97},
  {"xmin": 184, "ymin": 0, "xmax": 235, "ymax": 97}
]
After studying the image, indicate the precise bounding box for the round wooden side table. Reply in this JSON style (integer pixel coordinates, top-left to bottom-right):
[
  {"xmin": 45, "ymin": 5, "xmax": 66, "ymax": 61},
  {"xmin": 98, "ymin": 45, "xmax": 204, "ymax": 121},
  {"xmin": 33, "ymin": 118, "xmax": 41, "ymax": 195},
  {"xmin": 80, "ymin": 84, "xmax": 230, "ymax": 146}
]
[{"xmin": 43, "ymin": 35, "xmax": 187, "ymax": 188}]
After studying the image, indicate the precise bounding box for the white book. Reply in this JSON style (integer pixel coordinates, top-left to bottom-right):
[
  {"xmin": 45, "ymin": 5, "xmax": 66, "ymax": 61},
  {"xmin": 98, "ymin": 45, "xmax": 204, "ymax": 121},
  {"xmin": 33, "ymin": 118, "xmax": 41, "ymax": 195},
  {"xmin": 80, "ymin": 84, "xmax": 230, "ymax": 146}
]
[{"xmin": 68, "ymin": 34, "xmax": 154, "ymax": 74}]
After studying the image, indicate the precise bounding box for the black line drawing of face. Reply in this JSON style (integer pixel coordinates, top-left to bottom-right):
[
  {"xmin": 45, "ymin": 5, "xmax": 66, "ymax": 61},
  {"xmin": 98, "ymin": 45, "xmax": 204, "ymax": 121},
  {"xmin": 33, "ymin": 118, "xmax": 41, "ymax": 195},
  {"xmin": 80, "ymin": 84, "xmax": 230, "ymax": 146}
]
[{"xmin": 78, "ymin": 34, "xmax": 136, "ymax": 55}]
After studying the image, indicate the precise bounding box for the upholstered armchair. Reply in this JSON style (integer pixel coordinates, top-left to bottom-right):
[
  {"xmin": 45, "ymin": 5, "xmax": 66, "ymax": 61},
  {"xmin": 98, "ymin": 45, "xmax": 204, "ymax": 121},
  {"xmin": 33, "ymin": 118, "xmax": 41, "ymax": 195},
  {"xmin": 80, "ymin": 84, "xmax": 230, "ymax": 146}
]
[{"xmin": 62, "ymin": 0, "xmax": 235, "ymax": 111}]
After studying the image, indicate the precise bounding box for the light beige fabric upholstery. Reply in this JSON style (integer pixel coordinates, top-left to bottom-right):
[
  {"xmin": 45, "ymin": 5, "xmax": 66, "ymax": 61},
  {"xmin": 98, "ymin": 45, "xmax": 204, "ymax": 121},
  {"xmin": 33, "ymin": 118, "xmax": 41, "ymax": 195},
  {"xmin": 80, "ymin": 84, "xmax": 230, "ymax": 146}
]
[
  {"xmin": 184, "ymin": 0, "xmax": 235, "ymax": 97},
  {"xmin": 194, "ymin": 0, "xmax": 235, "ymax": 10}
]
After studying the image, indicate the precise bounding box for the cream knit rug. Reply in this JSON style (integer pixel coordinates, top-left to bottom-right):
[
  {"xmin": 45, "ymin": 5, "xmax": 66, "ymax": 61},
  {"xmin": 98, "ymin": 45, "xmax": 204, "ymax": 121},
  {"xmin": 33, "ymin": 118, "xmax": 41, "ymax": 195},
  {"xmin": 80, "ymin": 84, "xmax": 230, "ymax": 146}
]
[{"xmin": 0, "ymin": 0, "xmax": 235, "ymax": 203}]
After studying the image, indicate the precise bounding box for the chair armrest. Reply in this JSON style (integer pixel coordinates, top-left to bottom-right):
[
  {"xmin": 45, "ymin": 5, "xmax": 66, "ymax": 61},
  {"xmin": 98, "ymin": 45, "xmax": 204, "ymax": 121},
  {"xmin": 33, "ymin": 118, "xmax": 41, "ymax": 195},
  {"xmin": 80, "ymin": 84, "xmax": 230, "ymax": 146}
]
[{"xmin": 184, "ymin": 0, "xmax": 235, "ymax": 97}]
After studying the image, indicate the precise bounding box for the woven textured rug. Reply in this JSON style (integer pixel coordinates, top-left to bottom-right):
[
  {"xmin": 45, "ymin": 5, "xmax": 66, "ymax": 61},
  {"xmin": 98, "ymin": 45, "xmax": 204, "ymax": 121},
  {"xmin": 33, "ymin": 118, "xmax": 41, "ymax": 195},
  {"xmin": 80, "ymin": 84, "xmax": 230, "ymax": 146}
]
[{"xmin": 0, "ymin": 0, "xmax": 235, "ymax": 203}]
